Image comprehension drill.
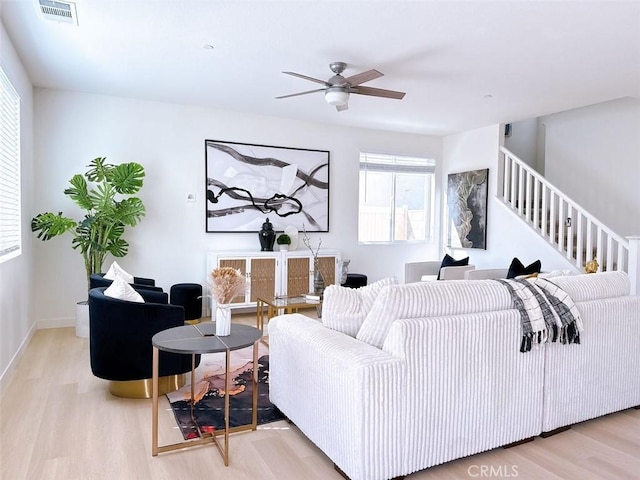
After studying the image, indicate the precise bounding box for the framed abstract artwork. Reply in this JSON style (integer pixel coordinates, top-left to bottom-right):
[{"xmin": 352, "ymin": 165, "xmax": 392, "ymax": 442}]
[
  {"xmin": 205, "ymin": 140, "xmax": 330, "ymax": 232},
  {"xmin": 446, "ymin": 168, "xmax": 488, "ymax": 249}
]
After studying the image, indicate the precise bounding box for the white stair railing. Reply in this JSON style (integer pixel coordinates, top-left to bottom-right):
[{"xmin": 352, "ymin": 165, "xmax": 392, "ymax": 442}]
[{"xmin": 499, "ymin": 147, "xmax": 630, "ymax": 275}]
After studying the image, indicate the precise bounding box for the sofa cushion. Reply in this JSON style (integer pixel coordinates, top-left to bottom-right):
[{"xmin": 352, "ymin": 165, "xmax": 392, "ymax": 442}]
[
  {"xmin": 437, "ymin": 254, "xmax": 469, "ymax": 280},
  {"xmin": 104, "ymin": 275, "xmax": 144, "ymax": 303},
  {"xmin": 356, "ymin": 280, "xmax": 513, "ymax": 348},
  {"xmin": 322, "ymin": 277, "xmax": 396, "ymax": 337},
  {"xmin": 104, "ymin": 260, "xmax": 134, "ymax": 284},
  {"xmin": 507, "ymin": 257, "xmax": 541, "ymax": 279},
  {"xmin": 549, "ymin": 271, "xmax": 630, "ymax": 302}
]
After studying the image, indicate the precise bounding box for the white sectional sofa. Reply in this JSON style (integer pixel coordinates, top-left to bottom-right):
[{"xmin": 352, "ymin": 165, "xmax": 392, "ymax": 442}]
[
  {"xmin": 268, "ymin": 272, "xmax": 640, "ymax": 480},
  {"xmin": 540, "ymin": 272, "xmax": 640, "ymax": 433}
]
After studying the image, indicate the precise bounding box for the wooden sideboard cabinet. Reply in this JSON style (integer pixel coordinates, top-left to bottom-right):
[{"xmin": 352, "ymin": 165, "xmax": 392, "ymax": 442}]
[{"xmin": 206, "ymin": 250, "xmax": 340, "ymax": 309}]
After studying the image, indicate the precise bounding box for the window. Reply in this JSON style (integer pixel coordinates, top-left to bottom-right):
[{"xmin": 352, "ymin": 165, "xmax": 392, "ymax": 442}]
[
  {"xmin": 359, "ymin": 152, "xmax": 435, "ymax": 243},
  {"xmin": 0, "ymin": 66, "xmax": 21, "ymax": 263}
]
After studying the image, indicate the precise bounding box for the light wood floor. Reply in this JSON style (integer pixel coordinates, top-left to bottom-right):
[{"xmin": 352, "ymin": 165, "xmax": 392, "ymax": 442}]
[{"xmin": 2, "ymin": 312, "xmax": 640, "ymax": 480}]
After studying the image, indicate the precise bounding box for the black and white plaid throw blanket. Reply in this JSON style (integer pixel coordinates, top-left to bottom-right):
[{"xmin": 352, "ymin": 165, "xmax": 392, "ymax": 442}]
[{"xmin": 494, "ymin": 277, "xmax": 583, "ymax": 352}]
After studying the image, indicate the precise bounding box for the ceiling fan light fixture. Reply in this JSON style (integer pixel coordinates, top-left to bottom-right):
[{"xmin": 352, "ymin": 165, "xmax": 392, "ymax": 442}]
[{"xmin": 325, "ymin": 88, "xmax": 349, "ymax": 106}]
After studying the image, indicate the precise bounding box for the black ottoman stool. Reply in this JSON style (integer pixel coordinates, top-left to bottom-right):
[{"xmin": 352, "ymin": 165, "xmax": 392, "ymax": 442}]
[
  {"xmin": 342, "ymin": 273, "xmax": 367, "ymax": 289},
  {"xmin": 170, "ymin": 283, "xmax": 203, "ymax": 323}
]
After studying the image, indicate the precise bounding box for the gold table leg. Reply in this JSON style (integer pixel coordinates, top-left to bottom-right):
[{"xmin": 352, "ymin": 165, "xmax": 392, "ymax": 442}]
[
  {"xmin": 152, "ymin": 346, "xmax": 159, "ymax": 456},
  {"xmin": 152, "ymin": 339, "xmax": 261, "ymax": 463},
  {"xmin": 256, "ymin": 299, "xmax": 265, "ymax": 333},
  {"xmin": 210, "ymin": 342, "xmax": 260, "ymax": 465},
  {"xmin": 252, "ymin": 341, "xmax": 258, "ymax": 429},
  {"xmin": 151, "ymin": 350, "xmax": 215, "ymax": 456}
]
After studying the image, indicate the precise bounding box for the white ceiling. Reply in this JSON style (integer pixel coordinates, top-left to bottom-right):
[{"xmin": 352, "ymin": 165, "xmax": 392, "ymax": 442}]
[{"xmin": 2, "ymin": 0, "xmax": 640, "ymax": 136}]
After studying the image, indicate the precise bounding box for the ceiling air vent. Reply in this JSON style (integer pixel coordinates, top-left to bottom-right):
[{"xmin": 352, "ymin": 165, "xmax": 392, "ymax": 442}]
[{"xmin": 38, "ymin": 0, "xmax": 78, "ymax": 25}]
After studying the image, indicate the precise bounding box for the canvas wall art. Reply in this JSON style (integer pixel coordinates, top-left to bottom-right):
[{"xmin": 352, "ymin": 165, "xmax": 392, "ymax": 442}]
[
  {"xmin": 446, "ymin": 168, "xmax": 488, "ymax": 249},
  {"xmin": 205, "ymin": 140, "xmax": 330, "ymax": 232}
]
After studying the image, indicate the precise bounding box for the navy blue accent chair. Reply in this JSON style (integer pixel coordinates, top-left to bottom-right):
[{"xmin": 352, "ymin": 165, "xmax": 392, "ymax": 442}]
[{"xmin": 88, "ymin": 287, "xmax": 198, "ymax": 385}]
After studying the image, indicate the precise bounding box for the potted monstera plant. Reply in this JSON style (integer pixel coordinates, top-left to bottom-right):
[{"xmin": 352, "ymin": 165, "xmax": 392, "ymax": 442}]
[{"xmin": 31, "ymin": 157, "xmax": 146, "ymax": 336}]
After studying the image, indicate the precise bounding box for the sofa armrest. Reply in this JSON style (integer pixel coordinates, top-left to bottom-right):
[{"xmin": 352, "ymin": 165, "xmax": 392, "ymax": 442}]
[
  {"xmin": 269, "ymin": 314, "xmax": 406, "ymax": 480},
  {"xmin": 439, "ymin": 264, "xmax": 475, "ymax": 280},
  {"xmin": 404, "ymin": 261, "xmax": 440, "ymax": 283}
]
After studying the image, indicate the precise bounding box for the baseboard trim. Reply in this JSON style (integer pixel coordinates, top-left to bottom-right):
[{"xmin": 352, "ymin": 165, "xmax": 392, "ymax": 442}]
[
  {"xmin": 37, "ymin": 316, "xmax": 75, "ymax": 330},
  {"xmin": 541, "ymin": 425, "xmax": 571, "ymax": 438},
  {"xmin": 0, "ymin": 321, "xmax": 37, "ymax": 394}
]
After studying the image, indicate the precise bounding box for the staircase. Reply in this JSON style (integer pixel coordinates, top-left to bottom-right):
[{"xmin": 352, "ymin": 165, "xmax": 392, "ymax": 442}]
[{"xmin": 498, "ymin": 147, "xmax": 640, "ymax": 293}]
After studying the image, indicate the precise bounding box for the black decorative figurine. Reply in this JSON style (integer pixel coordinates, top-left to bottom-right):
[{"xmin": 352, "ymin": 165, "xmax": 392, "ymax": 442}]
[{"xmin": 259, "ymin": 218, "xmax": 276, "ymax": 251}]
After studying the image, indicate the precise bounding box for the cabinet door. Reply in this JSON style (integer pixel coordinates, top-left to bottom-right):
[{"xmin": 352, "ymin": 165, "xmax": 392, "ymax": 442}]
[
  {"xmin": 218, "ymin": 256, "xmax": 277, "ymax": 305},
  {"xmin": 219, "ymin": 258, "xmax": 248, "ymax": 305},
  {"xmin": 316, "ymin": 256, "xmax": 337, "ymax": 286},
  {"xmin": 249, "ymin": 257, "xmax": 277, "ymax": 302},
  {"xmin": 286, "ymin": 256, "xmax": 311, "ymax": 297}
]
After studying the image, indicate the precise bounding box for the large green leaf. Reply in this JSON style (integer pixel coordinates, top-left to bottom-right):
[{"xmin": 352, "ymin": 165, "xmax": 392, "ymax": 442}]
[
  {"xmin": 115, "ymin": 197, "xmax": 146, "ymax": 226},
  {"xmin": 111, "ymin": 163, "xmax": 145, "ymax": 195},
  {"xmin": 107, "ymin": 222, "xmax": 125, "ymax": 241},
  {"xmin": 89, "ymin": 183, "xmax": 117, "ymax": 215},
  {"xmin": 107, "ymin": 238, "xmax": 129, "ymax": 257},
  {"xmin": 31, "ymin": 212, "xmax": 77, "ymax": 240},
  {"xmin": 64, "ymin": 175, "xmax": 94, "ymax": 211},
  {"xmin": 85, "ymin": 157, "xmax": 110, "ymax": 183}
]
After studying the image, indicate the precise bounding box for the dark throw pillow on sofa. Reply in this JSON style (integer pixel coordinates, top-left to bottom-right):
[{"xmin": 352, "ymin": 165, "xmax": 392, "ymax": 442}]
[
  {"xmin": 507, "ymin": 257, "xmax": 542, "ymax": 279},
  {"xmin": 437, "ymin": 254, "xmax": 470, "ymax": 280}
]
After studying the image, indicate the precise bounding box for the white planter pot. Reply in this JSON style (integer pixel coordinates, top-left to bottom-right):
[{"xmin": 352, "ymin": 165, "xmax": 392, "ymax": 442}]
[
  {"xmin": 76, "ymin": 301, "xmax": 90, "ymax": 338},
  {"xmin": 279, "ymin": 245, "xmax": 289, "ymax": 251}
]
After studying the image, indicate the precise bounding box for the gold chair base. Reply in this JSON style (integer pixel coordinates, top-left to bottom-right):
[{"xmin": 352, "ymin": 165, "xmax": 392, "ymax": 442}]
[{"xmin": 110, "ymin": 374, "xmax": 186, "ymax": 399}]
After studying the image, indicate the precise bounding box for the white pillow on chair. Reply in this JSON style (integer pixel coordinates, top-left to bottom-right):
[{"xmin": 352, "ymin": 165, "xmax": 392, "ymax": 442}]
[
  {"xmin": 104, "ymin": 275, "xmax": 144, "ymax": 303},
  {"xmin": 104, "ymin": 260, "xmax": 134, "ymax": 284}
]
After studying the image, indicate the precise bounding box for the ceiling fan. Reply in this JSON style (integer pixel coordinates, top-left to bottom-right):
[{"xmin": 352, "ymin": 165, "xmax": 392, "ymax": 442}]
[{"xmin": 276, "ymin": 62, "xmax": 406, "ymax": 112}]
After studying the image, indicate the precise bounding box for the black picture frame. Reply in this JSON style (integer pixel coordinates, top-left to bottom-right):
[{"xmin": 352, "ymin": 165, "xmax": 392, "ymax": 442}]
[
  {"xmin": 205, "ymin": 140, "xmax": 330, "ymax": 232},
  {"xmin": 446, "ymin": 168, "xmax": 489, "ymax": 249}
]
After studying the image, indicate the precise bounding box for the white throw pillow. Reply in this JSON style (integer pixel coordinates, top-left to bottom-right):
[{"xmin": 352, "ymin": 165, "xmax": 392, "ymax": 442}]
[
  {"xmin": 322, "ymin": 277, "xmax": 397, "ymax": 337},
  {"xmin": 104, "ymin": 275, "xmax": 144, "ymax": 303},
  {"xmin": 104, "ymin": 260, "xmax": 134, "ymax": 284}
]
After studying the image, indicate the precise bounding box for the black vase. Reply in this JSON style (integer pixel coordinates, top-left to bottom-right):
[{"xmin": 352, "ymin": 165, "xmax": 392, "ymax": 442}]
[{"xmin": 259, "ymin": 218, "xmax": 276, "ymax": 251}]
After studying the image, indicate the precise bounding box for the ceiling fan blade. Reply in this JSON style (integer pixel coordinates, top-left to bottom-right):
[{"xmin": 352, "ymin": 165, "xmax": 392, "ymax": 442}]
[
  {"xmin": 344, "ymin": 69, "xmax": 383, "ymax": 87},
  {"xmin": 275, "ymin": 88, "xmax": 326, "ymax": 99},
  {"xmin": 282, "ymin": 71, "xmax": 328, "ymax": 86},
  {"xmin": 336, "ymin": 103, "xmax": 348, "ymax": 112},
  {"xmin": 351, "ymin": 85, "xmax": 406, "ymax": 100}
]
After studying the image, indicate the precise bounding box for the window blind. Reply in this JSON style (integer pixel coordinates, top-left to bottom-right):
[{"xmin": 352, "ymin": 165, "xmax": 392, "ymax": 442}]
[{"xmin": 0, "ymin": 66, "xmax": 21, "ymax": 262}]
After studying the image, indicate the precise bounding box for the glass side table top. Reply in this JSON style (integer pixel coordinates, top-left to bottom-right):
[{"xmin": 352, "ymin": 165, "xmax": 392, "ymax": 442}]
[{"xmin": 257, "ymin": 295, "xmax": 321, "ymax": 308}]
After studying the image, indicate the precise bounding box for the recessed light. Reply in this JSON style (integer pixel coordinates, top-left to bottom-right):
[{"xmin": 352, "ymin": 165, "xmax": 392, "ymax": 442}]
[{"xmin": 203, "ymin": 44, "xmax": 215, "ymax": 50}]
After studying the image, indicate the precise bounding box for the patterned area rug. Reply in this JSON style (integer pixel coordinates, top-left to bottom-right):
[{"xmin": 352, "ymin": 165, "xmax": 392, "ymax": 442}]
[{"xmin": 167, "ymin": 343, "xmax": 284, "ymax": 440}]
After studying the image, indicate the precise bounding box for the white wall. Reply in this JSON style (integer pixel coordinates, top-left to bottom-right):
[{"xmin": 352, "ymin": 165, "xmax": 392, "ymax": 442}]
[
  {"xmin": 541, "ymin": 97, "xmax": 640, "ymax": 238},
  {"xmin": 0, "ymin": 21, "xmax": 35, "ymax": 389},
  {"xmin": 442, "ymin": 124, "xmax": 575, "ymax": 273},
  {"xmin": 33, "ymin": 89, "xmax": 442, "ymax": 326},
  {"xmin": 504, "ymin": 117, "xmax": 540, "ymax": 171}
]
